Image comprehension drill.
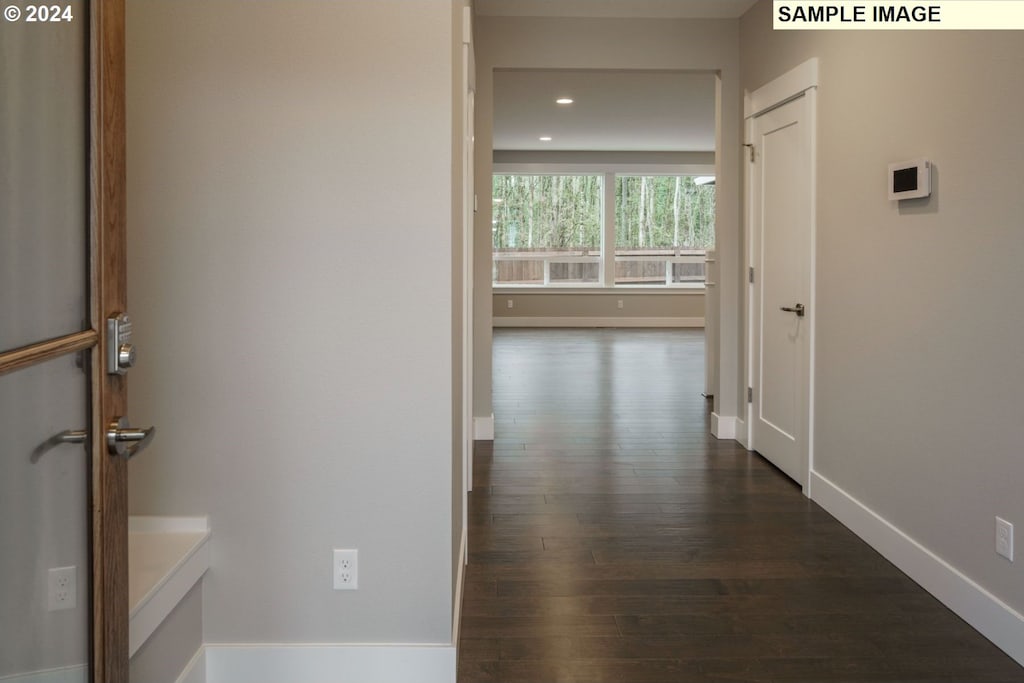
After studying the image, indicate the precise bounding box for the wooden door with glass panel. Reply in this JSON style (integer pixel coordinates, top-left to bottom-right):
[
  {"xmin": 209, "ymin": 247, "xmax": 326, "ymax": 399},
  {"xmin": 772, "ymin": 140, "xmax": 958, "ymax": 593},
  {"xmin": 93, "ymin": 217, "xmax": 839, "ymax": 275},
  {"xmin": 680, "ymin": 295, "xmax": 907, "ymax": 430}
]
[{"xmin": 1, "ymin": 3, "xmax": 143, "ymax": 682}]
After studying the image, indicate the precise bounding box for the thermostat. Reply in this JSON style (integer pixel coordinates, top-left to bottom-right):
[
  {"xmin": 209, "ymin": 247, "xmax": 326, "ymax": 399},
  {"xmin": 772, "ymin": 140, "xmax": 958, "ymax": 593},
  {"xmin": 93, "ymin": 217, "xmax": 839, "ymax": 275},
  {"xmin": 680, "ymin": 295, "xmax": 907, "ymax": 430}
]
[{"xmin": 888, "ymin": 158, "xmax": 930, "ymax": 200}]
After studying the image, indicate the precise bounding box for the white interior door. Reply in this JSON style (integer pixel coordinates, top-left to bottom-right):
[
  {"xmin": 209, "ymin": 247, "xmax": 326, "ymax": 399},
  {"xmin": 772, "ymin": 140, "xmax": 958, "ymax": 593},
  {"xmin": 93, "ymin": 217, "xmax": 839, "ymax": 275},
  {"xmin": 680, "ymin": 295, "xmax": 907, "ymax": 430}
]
[{"xmin": 749, "ymin": 92, "xmax": 814, "ymax": 489}]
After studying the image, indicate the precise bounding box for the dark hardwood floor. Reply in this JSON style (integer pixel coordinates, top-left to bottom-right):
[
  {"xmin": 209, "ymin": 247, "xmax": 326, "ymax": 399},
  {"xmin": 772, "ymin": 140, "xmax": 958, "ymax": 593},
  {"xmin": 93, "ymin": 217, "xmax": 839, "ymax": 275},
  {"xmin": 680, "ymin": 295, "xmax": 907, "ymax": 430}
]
[{"xmin": 458, "ymin": 328, "xmax": 1024, "ymax": 683}]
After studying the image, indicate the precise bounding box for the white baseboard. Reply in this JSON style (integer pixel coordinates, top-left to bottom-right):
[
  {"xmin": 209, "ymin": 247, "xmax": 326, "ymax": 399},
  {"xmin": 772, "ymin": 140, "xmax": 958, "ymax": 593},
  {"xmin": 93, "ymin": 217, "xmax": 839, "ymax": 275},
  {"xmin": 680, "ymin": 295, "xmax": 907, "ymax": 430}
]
[
  {"xmin": 175, "ymin": 647, "xmax": 206, "ymax": 683},
  {"xmin": 734, "ymin": 417, "xmax": 748, "ymax": 448},
  {"xmin": 493, "ymin": 316, "xmax": 704, "ymax": 328},
  {"xmin": 203, "ymin": 644, "xmax": 456, "ymax": 683},
  {"xmin": 810, "ymin": 471, "xmax": 1024, "ymax": 667},
  {"xmin": 0, "ymin": 665, "xmax": 87, "ymax": 683},
  {"xmin": 710, "ymin": 412, "xmax": 736, "ymax": 439},
  {"xmin": 473, "ymin": 414, "xmax": 494, "ymax": 440},
  {"xmin": 452, "ymin": 525, "xmax": 467, "ymax": 645}
]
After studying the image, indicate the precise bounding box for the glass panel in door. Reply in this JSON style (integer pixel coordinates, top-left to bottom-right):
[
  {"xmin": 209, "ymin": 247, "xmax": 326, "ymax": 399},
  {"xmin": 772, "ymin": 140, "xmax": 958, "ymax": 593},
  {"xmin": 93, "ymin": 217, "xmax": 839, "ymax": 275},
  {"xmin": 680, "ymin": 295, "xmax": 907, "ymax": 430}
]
[
  {"xmin": 1, "ymin": 6, "xmax": 89, "ymax": 353},
  {"xmin": 0, "ymin": 355, "xmax": 90, "ymax": 683},
  {"xmin": 1, "ymin": 4, "xmax": 91, "ymax": 682}
]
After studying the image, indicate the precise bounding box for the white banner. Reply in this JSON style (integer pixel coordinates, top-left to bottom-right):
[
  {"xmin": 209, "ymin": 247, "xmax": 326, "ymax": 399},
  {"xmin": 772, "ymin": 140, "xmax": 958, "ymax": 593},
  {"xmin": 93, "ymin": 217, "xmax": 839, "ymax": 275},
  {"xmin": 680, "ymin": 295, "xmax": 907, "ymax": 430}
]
[{"xmin": 774, "ymin": 1, "xmax": 1024, "ymax": 29}]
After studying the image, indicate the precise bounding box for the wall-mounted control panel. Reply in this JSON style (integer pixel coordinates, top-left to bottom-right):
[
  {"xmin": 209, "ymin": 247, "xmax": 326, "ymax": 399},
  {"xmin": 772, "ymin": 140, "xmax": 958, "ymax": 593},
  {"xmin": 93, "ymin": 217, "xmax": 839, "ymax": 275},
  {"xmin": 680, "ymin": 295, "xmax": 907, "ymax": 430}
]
[
  {"xmin": 107, "ymin": 313, "xmax": 136, "ymax": 375},
  {"xmin": 888, "ymin": 158, "xmax": 931, "ymax": 200}
]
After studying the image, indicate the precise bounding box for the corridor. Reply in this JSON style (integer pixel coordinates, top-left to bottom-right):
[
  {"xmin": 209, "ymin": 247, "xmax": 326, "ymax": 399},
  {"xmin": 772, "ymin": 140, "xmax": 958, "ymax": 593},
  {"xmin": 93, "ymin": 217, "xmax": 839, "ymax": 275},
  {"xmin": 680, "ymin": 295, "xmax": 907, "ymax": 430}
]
[{"xmin": 457, "ymin": 329, "xmax": 1023, "ymax": 682}]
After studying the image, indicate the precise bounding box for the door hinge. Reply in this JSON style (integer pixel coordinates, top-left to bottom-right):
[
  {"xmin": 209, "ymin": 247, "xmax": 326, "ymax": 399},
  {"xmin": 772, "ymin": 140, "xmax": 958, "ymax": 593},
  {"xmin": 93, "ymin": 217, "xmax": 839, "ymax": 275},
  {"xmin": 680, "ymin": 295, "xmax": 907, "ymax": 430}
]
[
  {"xmin": 749, "ymin": 266, "xmax": 755, "ymax": 284},
  {"xmin": 743, "ymin": 143, "xmax": 755, "ymax": 162},
  {"xmin": 747, "ymin": 386, "xmax": 753, "ymax": 403}
]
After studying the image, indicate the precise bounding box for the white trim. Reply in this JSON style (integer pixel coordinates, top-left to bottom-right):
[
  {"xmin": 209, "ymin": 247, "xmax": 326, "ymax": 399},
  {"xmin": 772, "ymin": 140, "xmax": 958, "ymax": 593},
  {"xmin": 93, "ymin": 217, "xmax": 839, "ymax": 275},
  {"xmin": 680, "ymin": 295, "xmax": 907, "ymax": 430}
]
[
  {"xmin": 602, "ymin": 172, "xmax": 616, "ymax": 287},
  {"xmin": 174, "ymin": 647, "xmax": 207, "ymax": 683},
  {"xmin": 0, "ymin": 665, "xmax": 87, "ymax": 683},
  {"xmin": 129, "ymin": 515, "xmax": 209, "ymax": 534},
  {"xmin": 810, "ymin": 471, "xmax": 1024, "ymax": 667},
  {"xmin": 494, "ymin": 285, "xmax": 705, "ymax": 295},
  {"xmin": 452, "ymin": 526, "xmax": 467, "ymax": 645},
  {"xmin": 493, "ymin": 316, "xmax": 703, "ymax": 328},
  {"xmin": 493, "ymin": 162, "xmax": 714, "ymax": 175},
  {"xmin": 204, "ymin": 644, "xmax": 457, "ymax": 683},
  {"xmin": 743, "ymin": 113, "xmax": 756, "ymax": 460},
  {"xmin": 129, "ymin": 519, "xmax": 212, "ymax": 656},
  {"xmin": 461, "ymin": 6, "xmax": 472, "ymax": 46},
  {"xmin": 734, "ymin": 417, "xmax": 748, "ymax": 449},
  {"xmin": 462, "ymin": 14, "xmax": 476, "ymax": 518},
  {"xmin": 473, "ymin": 414, "xmax": 494, "ymax": 440},
  {"xmin": 710, "ymin": 413, "xmax": 736, "ymax": 440},
  {"xmin": 744, "ymin": 57, "xmax": 819, "ymax": 119},
  {"xmin": 804, "ymin": 87, "xmax": 818, "ymax": 495}
]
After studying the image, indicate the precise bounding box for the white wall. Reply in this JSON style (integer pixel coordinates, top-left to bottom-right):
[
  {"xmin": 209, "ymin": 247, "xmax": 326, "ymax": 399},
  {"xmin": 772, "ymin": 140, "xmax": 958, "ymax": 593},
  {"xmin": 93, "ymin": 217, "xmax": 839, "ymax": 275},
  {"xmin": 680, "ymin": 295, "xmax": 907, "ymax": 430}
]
[
  {"xmin": 741, "ymin": 0, "xmax": 1024, "ymax": 629},
  {"xmin": 493, "ymin": 291, "xmax": 705, "ymax": 323},
  {"xmin": 473, "ymin": 15, "xmax": 743, "ymax": 425},
  {"xmin": 126, "ymin": 1, "xmax": 457, "ymax": 646}
]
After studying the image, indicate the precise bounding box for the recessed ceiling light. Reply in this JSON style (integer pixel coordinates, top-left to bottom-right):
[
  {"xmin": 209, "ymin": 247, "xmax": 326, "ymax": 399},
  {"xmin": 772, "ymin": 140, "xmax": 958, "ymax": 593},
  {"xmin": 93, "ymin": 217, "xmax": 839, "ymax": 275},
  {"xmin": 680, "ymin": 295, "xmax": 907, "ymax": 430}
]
[
  {"xmin": 539, "ymin": 136, "xmax": 553, "ymax": 142},
  {"xmin": 556, "ymin": 97, "xmax": 574, "ymax": 105}
]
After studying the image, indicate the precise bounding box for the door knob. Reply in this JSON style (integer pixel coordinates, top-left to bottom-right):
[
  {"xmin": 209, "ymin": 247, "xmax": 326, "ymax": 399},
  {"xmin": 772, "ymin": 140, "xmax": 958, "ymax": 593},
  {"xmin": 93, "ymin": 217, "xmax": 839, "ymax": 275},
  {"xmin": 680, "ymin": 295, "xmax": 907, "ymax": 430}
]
[
  {"xmin": 780, "ymin": 303, "xmax": 805, "ymax": 317},
  {"xmin": 107, "ymin": 416, "xmax": 156, "ymax": 459}
]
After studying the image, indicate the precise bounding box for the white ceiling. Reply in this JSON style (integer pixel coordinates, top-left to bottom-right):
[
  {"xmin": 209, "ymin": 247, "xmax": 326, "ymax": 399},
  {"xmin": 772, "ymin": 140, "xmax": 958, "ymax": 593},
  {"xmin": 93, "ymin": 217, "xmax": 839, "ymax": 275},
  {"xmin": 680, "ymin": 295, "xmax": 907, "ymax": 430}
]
[
  {"xmin": 476, "ymin": 0, "xmax": 758, "ymax": 19},
  {"xmin": 493, "ymin": 69, "xmax": 716, "ymax": 152},
  {"xmin": 483, "ymin": 1, "xmax": 747, "ymax": 153}
]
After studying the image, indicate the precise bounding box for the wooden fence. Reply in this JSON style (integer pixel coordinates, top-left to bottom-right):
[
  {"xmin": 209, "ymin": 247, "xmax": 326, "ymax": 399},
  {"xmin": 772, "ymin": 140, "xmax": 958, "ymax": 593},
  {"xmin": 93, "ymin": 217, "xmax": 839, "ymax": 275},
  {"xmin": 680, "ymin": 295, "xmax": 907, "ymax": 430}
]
[{"xmin": 493, "ymin": 248, "xmax": 706, "ymax": 285}]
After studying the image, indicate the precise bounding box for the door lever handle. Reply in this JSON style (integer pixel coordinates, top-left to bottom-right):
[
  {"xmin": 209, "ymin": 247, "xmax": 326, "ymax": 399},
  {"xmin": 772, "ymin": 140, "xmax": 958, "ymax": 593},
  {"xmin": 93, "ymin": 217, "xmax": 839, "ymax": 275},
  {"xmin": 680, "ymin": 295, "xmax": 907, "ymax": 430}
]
[
  {"xmin": 780, "ymin": 303, "xmax": 805, "ymax": 317},
  {"xmin": 57, "ymin": 429, "xmax": 87, "ymax": 444},
  {"xmin": 31, "ymin": 429, "xmax": 87, "ymax": 462},
  {"xmin": 107, "ymin": 417, "xmax": 156, "ymax": 459}
]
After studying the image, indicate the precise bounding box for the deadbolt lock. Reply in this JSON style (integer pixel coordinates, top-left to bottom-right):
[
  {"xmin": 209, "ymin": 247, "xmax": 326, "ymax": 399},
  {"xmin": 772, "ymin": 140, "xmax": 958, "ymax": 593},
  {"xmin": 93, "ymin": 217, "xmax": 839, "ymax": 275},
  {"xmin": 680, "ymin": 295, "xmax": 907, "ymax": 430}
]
[{"xmin": 107, "ymin": 313, "xmax": 136, "ymax": 375}]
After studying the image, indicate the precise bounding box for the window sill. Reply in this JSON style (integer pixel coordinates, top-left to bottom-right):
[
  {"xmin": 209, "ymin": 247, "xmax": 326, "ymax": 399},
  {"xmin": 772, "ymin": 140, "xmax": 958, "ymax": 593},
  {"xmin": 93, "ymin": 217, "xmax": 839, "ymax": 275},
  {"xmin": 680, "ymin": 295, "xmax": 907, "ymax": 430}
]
[{"xmin": 493, "ymin": 284, "xmax": 705, "ymax": 295}]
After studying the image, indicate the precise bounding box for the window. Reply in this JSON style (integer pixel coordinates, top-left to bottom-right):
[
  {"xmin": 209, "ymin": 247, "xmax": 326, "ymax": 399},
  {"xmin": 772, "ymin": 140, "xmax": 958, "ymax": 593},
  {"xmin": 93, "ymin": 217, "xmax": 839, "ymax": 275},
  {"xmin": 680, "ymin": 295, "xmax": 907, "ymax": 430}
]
[
  {"xmin": 492, "ymin": 173, "xmax": 715, "ymax": 287},
  {"xmin": 492, "ymin": 175, "xmax": 603, "ymax": 285},
  {"xmin": 615, "ymin": 176, "xmax": 714, "ymax": 286}
]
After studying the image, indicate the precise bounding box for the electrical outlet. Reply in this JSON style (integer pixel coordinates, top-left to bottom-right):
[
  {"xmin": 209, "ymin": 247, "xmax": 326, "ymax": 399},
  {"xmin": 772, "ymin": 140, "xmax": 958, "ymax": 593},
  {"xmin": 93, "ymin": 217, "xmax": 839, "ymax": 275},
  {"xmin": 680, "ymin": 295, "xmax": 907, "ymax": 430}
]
[
  {"xmin": 333, "ymin": 549, "xmax": 358, "ymax": 590},
  {"xmin": 507, "ymin": 299, "xmax": 514, "ymax": 309},
  {"xmin": 48, "ymin": 566, "xmax": 77, "ymax": 611},
  {"xmin": 617, "ymin": 299, "xmax": 624, "ymax": 309},
  {"xmin": 996, "ymin": 517, "xmax": 1014, "ymax": 561}
]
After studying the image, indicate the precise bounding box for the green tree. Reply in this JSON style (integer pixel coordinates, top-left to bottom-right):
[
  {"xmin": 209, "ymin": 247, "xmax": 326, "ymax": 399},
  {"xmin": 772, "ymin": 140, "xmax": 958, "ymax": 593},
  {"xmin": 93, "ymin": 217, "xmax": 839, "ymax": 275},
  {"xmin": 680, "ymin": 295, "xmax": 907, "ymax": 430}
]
[{"xmin": 493, "ymin": 174, "xmax": 713, "ymax": 251}]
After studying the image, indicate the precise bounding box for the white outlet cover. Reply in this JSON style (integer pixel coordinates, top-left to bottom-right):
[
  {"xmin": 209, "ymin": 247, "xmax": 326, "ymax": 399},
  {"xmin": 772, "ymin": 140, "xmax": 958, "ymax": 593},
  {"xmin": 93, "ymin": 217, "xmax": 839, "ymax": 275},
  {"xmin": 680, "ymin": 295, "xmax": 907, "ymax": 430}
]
[
  {"xmin": 48, "ymin": 566, "xmax": 77, "ymax": 611},
  {"xmin": 333, "ymin": 549, "xmax": 358, "ymax": 590},
  {"xmin": 996, "ymin": 517, "xmax": 1014, "ymax": 562}
]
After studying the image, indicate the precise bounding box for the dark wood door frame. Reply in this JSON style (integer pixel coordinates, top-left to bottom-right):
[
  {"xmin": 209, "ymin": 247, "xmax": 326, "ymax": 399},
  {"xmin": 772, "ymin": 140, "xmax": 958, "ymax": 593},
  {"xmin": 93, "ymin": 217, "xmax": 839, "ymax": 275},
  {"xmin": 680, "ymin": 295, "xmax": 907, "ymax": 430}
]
[{"xmin": 90, "ymin": 1, "xmax": 129, "ymax": 681}]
